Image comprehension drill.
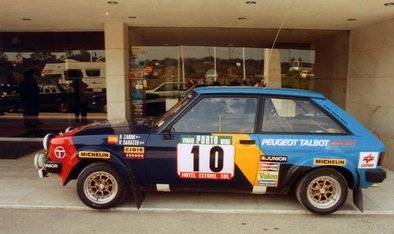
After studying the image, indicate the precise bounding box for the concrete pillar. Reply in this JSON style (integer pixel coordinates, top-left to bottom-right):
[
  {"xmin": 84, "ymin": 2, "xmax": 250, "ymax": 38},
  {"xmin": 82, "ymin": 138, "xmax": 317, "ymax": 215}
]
[
  {"xmin": 264, "ymin": 49, "xmax": 282, "ymax": 88},
  {"xmin": 104, "ymin": 23, "xmax": 131, "ymax": 121}
]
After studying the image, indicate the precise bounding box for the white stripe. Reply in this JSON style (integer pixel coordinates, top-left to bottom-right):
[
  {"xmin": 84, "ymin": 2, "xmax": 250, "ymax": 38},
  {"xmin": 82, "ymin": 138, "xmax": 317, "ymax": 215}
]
[
  {"xmin": 252, "ymin": 186, "xmax": 267, "ymax": 194},
  {"xmin": 0, "ymin": 137, "xmax": 43, "ymax": 142},
  {"xmin": 156, "ymin": 184, "xmax": 170, "ymax": 192},
  {"xmin": 1, "ymin": 204, "xmax": 393, "ymax": 215}
]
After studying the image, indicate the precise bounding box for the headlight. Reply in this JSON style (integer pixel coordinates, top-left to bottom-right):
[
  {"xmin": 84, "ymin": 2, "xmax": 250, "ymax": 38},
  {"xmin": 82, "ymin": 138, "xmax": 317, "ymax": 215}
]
[
  {"xmin": 65, "ymin": 127, "xmax": 73, "ymax": 132},
  {"xmin": 43, "ymin": 133, "xmax": 55, "ymax": 151}
]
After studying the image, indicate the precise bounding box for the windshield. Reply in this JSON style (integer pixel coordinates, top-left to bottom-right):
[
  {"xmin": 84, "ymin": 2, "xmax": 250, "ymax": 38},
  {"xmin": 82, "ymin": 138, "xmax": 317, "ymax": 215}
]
[{"xmin": 154, "ymin": 92, "xmax": 196, "ymax": 128}]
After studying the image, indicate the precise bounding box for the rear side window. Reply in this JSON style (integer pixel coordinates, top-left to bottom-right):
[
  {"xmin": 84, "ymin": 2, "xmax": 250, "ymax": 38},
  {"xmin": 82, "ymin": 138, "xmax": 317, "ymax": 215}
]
[{"xmin": 261, "ymin": 97, "xmax": 346, "ymax": 134}]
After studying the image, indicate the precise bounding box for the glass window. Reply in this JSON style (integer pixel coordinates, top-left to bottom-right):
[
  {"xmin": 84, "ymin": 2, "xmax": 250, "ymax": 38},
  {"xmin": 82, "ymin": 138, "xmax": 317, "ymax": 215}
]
[
  {"xmin": 261, "ymin": 97, "xmax": 345, "ymax": 134},
  {"xmin": 173, "ymin": 96, "xmax": 257, "ymax": 133}
]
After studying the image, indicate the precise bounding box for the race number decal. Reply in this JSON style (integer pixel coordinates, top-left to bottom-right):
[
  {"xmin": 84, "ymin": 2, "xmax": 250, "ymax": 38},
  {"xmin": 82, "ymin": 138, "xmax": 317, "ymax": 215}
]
[{"xmin": 177, "ymin": 135, "xmax": 234, "ymax": 180}]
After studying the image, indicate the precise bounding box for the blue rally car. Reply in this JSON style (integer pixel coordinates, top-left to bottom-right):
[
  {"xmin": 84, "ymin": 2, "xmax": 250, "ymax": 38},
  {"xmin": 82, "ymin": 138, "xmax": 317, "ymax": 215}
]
[{"xmin": 34, "ymin": 87, "xmax": 387, "ymax": 214}]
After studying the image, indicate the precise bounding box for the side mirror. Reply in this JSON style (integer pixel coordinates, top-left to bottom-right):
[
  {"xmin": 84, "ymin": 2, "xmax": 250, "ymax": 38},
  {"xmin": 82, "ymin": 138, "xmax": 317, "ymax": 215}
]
[{"xmin": 162, "ymin": 126, "xmax": 173, "ymax": 140}]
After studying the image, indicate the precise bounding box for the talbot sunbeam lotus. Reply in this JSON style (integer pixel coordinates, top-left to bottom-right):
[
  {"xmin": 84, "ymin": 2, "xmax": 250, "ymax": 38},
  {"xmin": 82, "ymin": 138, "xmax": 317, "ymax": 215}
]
[{"xmin": 34, "ymin": 87, "xmax": 387, "ymax": 214}]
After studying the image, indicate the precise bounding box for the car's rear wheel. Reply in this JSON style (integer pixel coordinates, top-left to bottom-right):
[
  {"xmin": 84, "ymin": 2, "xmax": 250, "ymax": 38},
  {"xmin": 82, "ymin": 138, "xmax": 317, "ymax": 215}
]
[
  {"xmin": 295, "ymin": 168, "xmax": 348, "ymax": 214},
  {"xmin": 58, "ymin": 102, "xmax": 70, "ymax": 113},
  {"xmin": 77, "ymin": 162, "xmax": 126, "ymax": 209}
]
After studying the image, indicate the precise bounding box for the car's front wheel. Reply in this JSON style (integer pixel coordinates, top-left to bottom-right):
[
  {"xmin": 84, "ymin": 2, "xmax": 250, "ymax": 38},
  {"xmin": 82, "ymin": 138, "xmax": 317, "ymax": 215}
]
[
  {"xmin": 58, "ymin": 102, "xmax": 70, "ymax": 113},
  {"xmin": 77, "ymin": 162, "xmax": 126, "ymax": 209},
  {"xmin": 295, "ymin": 168, "xmax": 348, "ymax": 214}
]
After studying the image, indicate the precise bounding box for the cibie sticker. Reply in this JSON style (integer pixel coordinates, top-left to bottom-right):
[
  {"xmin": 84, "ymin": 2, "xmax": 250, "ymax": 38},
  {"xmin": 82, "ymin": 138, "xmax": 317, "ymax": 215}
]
[
  {"xmin": 124, "ymin": 146, "xmax": 145, "ymax": 159},
  {"xmin": 358, "ymin": 152, "xmax": 379, "ymax": 169},
  {"xmin": 177, "ymin": 135, "xmax": 234, "ymax": 180}
]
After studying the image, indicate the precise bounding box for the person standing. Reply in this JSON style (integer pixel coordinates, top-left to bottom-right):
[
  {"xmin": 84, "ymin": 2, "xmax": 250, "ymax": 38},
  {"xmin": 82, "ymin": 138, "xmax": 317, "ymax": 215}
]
[
  {"xmin": 18, "ymin": 69, "xmax": 40, "ymax": 128},
  {"xmin": 72, "ymin": 79, "xmax": 88, "ymax": 123}
]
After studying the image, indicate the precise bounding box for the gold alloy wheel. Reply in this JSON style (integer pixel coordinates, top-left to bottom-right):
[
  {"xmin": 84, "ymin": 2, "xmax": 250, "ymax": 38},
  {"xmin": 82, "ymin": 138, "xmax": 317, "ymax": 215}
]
[
  {"xmin": 306, "ymin": 175, "xmax": 341, "ymax": 209},
  {"xmin": 83, "ymin": 171, "xmax": 119, "ymax": 204}
]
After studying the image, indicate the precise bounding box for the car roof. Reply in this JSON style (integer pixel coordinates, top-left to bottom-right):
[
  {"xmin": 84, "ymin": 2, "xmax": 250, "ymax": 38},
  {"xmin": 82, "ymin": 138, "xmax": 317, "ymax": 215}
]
[{"xmin": 193, "ymin": 86, "xmax": 326, "ymax": 99}]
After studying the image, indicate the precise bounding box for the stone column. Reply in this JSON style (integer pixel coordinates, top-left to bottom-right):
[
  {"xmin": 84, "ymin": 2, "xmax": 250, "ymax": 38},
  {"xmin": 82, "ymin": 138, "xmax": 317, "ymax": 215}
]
[
  {"xmin": 264, "ymin": 49, "xmax": 282, "ymax": 88},
  {"xmin": 104, "ymin": 23, "xmax": 131, "ymax": 121}
]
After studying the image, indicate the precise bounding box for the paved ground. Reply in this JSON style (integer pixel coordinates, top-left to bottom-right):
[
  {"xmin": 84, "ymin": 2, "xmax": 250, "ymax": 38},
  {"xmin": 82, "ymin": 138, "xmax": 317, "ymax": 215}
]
[{"xmin": 0, "ymin": 152, "xmax": 393, "ymax": 215}]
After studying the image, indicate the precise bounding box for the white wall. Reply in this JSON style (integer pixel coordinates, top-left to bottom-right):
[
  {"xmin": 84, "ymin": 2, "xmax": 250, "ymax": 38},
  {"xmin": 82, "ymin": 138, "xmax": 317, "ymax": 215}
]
[{"xmin": 347, "ymin": 19, "xmax": 394, "ymax": 169}]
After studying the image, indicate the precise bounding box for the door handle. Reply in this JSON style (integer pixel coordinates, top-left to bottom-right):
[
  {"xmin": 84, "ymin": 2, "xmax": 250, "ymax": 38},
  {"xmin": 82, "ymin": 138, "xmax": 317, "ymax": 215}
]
[{"xmin": 239, "ymin": 139, "xmax": 255, "ymax": 144}]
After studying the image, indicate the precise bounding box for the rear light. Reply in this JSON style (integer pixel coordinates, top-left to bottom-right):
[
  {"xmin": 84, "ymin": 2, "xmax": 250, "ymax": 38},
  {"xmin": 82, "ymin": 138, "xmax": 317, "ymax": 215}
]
[{"xmin": 378, "ymin": 152, "xmax": 385, "ymax": 166}]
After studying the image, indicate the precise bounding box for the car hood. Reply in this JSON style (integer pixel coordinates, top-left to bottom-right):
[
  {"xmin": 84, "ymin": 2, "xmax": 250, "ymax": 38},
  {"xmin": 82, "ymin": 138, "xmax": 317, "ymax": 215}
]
[{"xmin": 71, "ymin": 120, "xmax": 154, "ymax": 137}]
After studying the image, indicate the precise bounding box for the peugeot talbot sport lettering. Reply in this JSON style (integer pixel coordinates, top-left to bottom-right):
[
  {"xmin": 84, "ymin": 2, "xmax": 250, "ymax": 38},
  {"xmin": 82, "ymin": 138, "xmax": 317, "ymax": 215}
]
[{"xmin": 261, "ymin": 139, "xmax": 330, "ymax": 147}]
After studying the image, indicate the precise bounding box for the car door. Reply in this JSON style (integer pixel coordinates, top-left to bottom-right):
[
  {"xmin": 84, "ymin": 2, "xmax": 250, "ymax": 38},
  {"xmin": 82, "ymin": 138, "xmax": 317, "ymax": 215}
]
[
  {"xmin": 257, "ymin": 96, "xmax": 351, "ymax": 192},
  {"xmin": 145, "ymin": 95, "xmax": 261, "ymax": 192}
]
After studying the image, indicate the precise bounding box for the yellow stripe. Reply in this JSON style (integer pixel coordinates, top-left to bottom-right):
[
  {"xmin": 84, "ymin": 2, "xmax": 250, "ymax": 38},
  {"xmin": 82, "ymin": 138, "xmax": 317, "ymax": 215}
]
[{"xmin": 214, "ymin": 133, "xmax": 262, "ymax": 186}]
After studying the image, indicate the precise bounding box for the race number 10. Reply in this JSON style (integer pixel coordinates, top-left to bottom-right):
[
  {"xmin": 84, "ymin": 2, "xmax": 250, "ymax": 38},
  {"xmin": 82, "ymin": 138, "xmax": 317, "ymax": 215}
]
[{"xmin": 177, "ymin": 144, "xmax": 235, "ymax": 180}]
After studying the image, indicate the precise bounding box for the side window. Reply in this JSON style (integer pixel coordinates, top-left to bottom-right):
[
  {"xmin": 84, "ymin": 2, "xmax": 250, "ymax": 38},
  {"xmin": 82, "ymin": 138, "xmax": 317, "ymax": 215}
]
[
  {"xmin": 86, "ymin": 69, "xmax": 100, "ymax": 77},
  {"xmin": 157, "ymin": 84, "xmax": 169, "ymax": 91},
  {"xmin": 261, "ymin": 97, "xmax": 346, "ymax": 134},
  {"xmin": 173, "ymin": 97, "xmax": 257, "ymax": 133}
]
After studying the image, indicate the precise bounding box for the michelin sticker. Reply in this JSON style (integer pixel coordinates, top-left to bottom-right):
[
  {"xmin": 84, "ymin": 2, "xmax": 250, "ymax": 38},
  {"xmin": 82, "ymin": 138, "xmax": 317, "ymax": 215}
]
[
  {"xmin": 79, "ymin": 151, "xmax": 110, "ymax": 159},
  {"xmin": 177, "ymin": 135, "xmax": 234, "ymax": 180},
  {"xmin": 313, "ymin": 158, "xmax": 346, "ymax": 166}
]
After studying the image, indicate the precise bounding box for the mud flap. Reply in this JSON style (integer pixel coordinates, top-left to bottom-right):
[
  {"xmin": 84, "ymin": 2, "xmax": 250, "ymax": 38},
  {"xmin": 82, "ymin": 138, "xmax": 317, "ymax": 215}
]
[
  {"xmin": 128, "ymin": 169, "xmax": 145, "ymax": 209},
  {"xmin": 353, "ymin": 175, "xmax": 363, "ymax": 212}
]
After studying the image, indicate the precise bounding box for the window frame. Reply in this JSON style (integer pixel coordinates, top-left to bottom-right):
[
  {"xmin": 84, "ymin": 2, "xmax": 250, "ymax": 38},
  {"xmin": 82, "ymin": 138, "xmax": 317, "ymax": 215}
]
[
  {"xmin": 259, "ymin": 95, "xmax": 351, "ymax": 135},
  {"xmin": 168, "ymin": 94, "xmax": 260, "ymax": 134}
]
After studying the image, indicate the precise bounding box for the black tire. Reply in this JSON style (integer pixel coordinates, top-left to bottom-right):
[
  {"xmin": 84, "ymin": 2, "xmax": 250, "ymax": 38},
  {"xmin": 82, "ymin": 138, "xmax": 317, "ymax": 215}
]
[
  {"xmin": 58, "ymin": 102, "xmax": 70, "ymax": 113},
  {"xmin": 77, "ymin": 162, "xmax": 127, "ymax": 209},
  {"xmin": 295, "ymin": 168, "xmax": 348, "ymax": 215}
]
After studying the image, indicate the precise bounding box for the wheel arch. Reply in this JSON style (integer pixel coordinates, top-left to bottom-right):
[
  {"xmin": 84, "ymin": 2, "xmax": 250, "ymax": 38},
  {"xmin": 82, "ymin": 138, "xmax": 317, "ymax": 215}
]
[
  {"xmin": 291, "ymin": 166, "xmax": 355, "ymax": 190},
  {"xmin": 64, "ymin": 151, "xmax": 132, "ymax": 187}
]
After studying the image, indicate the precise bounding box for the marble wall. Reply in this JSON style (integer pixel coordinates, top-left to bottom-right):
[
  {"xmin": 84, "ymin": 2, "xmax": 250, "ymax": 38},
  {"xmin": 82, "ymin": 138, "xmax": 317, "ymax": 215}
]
[
  {"xmin": 313, "ymin": 32, "xmax": 349, "ymax": 108},
  {"xmin": 347, "ymin": 19, "xmax": 394, "ymax": 169}
]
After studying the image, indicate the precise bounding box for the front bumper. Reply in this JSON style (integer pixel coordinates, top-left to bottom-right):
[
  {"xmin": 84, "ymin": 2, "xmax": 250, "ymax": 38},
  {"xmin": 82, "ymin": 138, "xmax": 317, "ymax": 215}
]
[
  {"xmin": 34, "ymin": 153, "xmax": 62, "ymax": 178},
  {"xmin": 366, "ymin": 169, "xmax": 387, "ymax": 183}
]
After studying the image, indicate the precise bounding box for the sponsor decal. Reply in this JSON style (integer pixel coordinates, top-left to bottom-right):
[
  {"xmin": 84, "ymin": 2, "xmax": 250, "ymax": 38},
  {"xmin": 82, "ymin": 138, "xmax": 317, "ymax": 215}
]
[
  {"xmin": 179, "ymin": 172, "xmax": 232, "ymax": 180},
  {"xmin": 44, "ymin": 163, "xmax": 59, "ymax": 169},
  {"xmin": 358, "ymin": 152, "xmax": 378, "ymax": 169},
  {"xmin": 107, "ymin": 134, "xmax": 145, "ymax": 146},
  {"xmin": 180, "ymin": 135, "xmax": 232, "ymax": 145},
  {"xmin": 177, "ymin": 135, "xmax": 234, "ymax": 180},
  {"xmin": 124, "ymin": 146, "xmax": 145, "ymax": 159},
  {"xmin": 54, "ymin": 146, "xmax": 66, "ymax": 159},
  {"xmin": 258, "ymin": 171, "xmax": 279, "ymax": 187},
  {"xmin": 260, "ymin": 155, "xmax": 288, "ymax": 162},
  {"xmin": 45, "ymin": 161, "xmax": 61, "ymax": 173},
  {"xmin": 330, "ymin": 140, "xmax": 357, "ymax": 147},
  {"xmin": 261, "ymin": 138, "xmax": 330, "ymax": 147},
  {"xmin": 259, "ymin": 162, "xmax": 280, "ymax": 172},
  {"xmin": 257, "ymin": 161, "xmax": 280, "ymax": 187},
  {"xmin": 313, "ymin": 158, "xmax": 346, "ymax": 166},
  {"xmin": 79, "ymin": 151, "xmax": 110, "ymax": 159}
]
